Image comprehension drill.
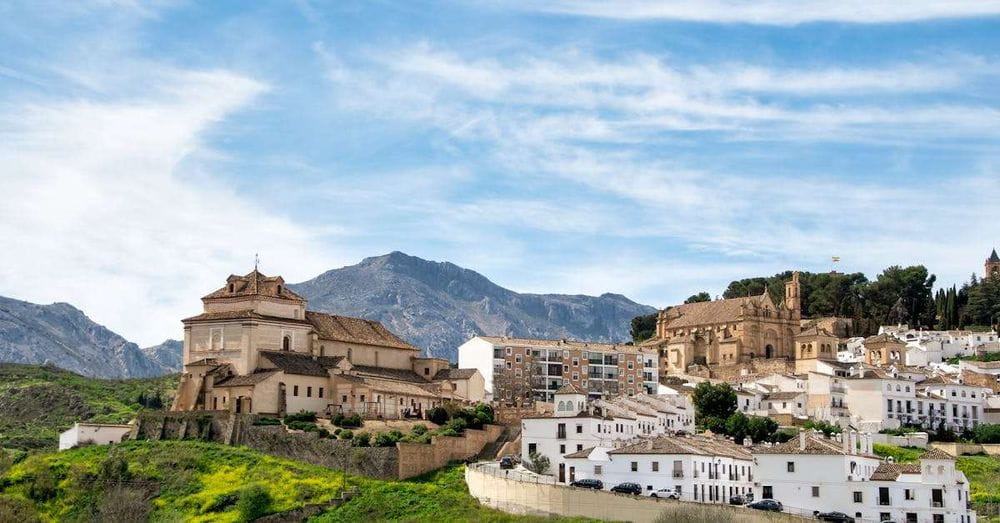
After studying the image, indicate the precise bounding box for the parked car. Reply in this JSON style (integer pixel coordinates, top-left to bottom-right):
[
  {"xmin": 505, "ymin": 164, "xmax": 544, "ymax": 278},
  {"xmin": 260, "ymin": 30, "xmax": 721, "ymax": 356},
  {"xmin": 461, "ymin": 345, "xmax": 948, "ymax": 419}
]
[
  {"xmin": 816, "ymin": 512, "xmax": 855, "ymax": 523},
  {"xmin": 610, "ymin": 482, "xmax": 643, "ymax": 495},
  {"xmin": 747, "ymin": 499, "xmax": 783, "ymax": 512},
  {"xmin": 648, "ymin": 488, "xmax": 680, "ymax": 499},
  {"xmin": 729, "ymin": 494, "xmax": 746, "ymax": 505},
  {"xmin": 570, "ymin": 479, "xmax": 604, "ymax": 490},
  {"xmin": 499, "ymin": 456, "xmax": 514, "ymax": 470}
]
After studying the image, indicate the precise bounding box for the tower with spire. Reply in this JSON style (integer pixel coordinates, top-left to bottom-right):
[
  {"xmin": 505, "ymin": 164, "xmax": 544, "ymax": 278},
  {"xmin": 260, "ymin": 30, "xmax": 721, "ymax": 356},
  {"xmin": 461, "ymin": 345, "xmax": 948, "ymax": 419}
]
[{"xmin": 986, "ymin": 249, "xmax": 1000, "ymax": 280}]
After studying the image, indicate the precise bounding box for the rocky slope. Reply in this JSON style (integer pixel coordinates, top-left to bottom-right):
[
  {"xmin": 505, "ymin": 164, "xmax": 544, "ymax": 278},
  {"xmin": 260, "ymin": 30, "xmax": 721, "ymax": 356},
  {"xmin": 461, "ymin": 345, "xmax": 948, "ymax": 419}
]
[
  {"xmin": 0, "ymin": 296, "xmax": 176, "ymax": 378},
  {"xmin": 290, "ymin": 251, "xmax": 655, "ymax": 360}
]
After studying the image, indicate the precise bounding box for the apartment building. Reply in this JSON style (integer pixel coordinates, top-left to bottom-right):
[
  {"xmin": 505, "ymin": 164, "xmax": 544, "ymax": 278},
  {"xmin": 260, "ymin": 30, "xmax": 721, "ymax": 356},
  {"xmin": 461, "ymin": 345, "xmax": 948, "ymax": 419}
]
[{"xmin": 458, "ymin": 335, "xmax": 658, "ymax": 403}]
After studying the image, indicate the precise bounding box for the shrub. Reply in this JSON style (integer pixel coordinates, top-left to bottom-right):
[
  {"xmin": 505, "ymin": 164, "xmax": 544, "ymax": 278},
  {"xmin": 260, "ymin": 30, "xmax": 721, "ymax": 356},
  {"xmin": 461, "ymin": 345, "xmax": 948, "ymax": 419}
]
[
  {"xmin": 373, "ymin": 431, "xmax": 403, "ymax": 447},
  {"xmin": 524, "ymin": 451, "xmax": 550, "ymax": 475},
  {"xmin": 236, "ymin": 484, "xmax": 272, "ymax": 522},
  {"xmin": 427, "ymin": 406, "xmax": 450, "ymax": 425},
  {"xmin": 286, "ymin": 420, "xmax": 318, "ymax": 432},
  {"xmin": 317, "ymin": 428, "xmax": 332, "ymax": 439},
  {"xmin": 26, "ymin": 466, "xmax": 56, "ymax": 502},
  {"xmin": 332, "ymin": 413, "xmax": 345, "ymax": 426},
  {"xmin": 338, "ymin": 429, "xmax": 354, "ymax": 440},
  {"xmin": 253, "ymin": 417, "xmax": 281, "ymax": 426},
  {"xmin": 203, "ymin": 490, "xmax": 240, "ymax": 512},
  {"xmin": 353, "ymin": 431, "xmax": 371, "ymax": 447},
  {"xmin": 284, "ymin": 411, "xmax": 317, "ymax": 423},
  {"xmin": 339, "ymin": 414, "xmax": 363, "ymax": 428},
  {"xmin": 0, "ymin": 495, "xmax": 39, "ymax": 523},
  {"xmin": 803, "ymin": 420, "xmax": 843, "ymax": 438},
  {"xmin": 474, "ymin": 403, "xmax": 495, "ymax": 424},
  {"xmin": 98, "ymin": 451, "xmax": 132, "ymax": 483},
  {"xmin": 411, "ymin": 424, "xmax": 428, "ymax": 435},
  {"xmin": 98, "ymin": 486, "xmax": 152, "ymax": 522}
]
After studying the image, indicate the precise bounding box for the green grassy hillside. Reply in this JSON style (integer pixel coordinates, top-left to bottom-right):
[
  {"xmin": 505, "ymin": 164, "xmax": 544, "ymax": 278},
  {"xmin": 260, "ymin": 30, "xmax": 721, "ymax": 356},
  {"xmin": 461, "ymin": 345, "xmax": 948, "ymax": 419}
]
[
  {"xmin": 0, "ymin": 440, "xmax": 594, "ymax": 522},
  {"xmin": 0, "ymin": 364, "xmax": 177, "ymax": 450}
]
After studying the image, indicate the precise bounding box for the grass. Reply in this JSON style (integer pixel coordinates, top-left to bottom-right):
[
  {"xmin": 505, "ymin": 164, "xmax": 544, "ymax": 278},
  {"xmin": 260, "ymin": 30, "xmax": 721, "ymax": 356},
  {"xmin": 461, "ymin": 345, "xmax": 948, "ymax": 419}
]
[
  {"xmin": 872, "ymin": 443, "xmax": 923, "ymax": 463},
  {"xmin": 0, "ymin": 440, "xmax": 347, "ymax": 522},
  {"xmin": 0, "ymin": 364, "xmax": 177, "ymax": 450}
]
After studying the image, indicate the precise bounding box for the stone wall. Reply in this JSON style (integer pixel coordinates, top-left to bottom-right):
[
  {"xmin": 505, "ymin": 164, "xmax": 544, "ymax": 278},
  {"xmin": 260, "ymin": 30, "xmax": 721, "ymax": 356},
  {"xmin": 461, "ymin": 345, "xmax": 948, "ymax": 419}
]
[
  {"xmin": 134, "ymin": 411, "xmax": 233, "ymax": 443},
  {"xmin": 397, "ymin": 425, "xmax": 504, "ymax": 479},
  {"xmin": 961, "ymin": 370, "xmax": 1000, "ymax": 393},
  {"xmin": 464, "ymin": 463, "xmax": 801, "ymax": 523},
  {"xmin": 930, "ymin": 442, "xmax": 1000, "ymax": 456},
  {"xmin": 701, "ymin": 358, "xmax": 795, "ymax": 381},
  {"xmin": 495, "ymin": 406, "xmax": 544, "ymax": 426}
]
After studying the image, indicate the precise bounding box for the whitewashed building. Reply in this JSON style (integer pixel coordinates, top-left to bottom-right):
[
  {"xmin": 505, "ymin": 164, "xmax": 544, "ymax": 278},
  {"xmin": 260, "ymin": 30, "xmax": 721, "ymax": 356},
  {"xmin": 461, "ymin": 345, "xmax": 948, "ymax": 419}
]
[
  {"xmin": 59, "ymin": 422, "xmax": 133, "ymax": 450},
  {"xmin": 562, "ymin": 434, "xmax": 755, "ymax": 502}
]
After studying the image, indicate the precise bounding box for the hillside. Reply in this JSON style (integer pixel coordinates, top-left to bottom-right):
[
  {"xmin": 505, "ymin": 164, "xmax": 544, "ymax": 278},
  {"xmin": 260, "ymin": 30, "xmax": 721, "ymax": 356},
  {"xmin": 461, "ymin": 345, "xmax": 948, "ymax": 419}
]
[
  {"xmin": 0, "ymin": 441, "xmax": 592, "ymax": 522},
  {"xmin": 0, "ymin": 364, "xmax": 176, "ymax": 450},
  {"xmin": 0, "ymin": 295, "xmax": 178, "ymax": 378},
  {"xmin": 291, "ymin": 252, "xmax": 656, "ymax": 360}
]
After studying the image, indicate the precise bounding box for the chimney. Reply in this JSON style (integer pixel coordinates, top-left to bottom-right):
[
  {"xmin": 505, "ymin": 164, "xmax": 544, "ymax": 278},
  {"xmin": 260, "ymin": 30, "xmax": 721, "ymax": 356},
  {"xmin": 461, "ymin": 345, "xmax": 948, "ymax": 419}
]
[
  {"xmin": 799, "ymin": 431, "xmax": 806, "ymax": 451},
  {"xmin": 849, "ymin": 431, "xmax": 858, "ymax": 455},
  {"xmin": 646, "ymin": 439, "xmax": 654, "ymax": 450},
  {"xmin": 743, "ymin": 436, "xmax": 753, "ymax": 447}
]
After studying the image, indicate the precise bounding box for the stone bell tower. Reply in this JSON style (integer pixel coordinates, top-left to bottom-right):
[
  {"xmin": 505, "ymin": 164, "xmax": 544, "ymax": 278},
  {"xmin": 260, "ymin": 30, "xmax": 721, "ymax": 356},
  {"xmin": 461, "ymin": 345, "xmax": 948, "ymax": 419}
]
[
  {"xmin": 986, "ymin": 249, "xmax": 1000, "ymax": 280},
  {"xmin": 785, "ymin": 271, "xmax": 801, "ymax": 320}
]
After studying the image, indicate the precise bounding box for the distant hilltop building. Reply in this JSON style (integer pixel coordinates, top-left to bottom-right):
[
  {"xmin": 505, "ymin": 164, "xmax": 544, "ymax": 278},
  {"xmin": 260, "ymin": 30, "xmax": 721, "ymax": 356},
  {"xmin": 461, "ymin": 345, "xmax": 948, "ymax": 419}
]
[
  {"xmin": 986, "ymin": 248, "xmax": 1000, "ymax": 279},
  {"xmin": 641, "ymin": 272, "xmax": 835, "ymax": 378},
  {"xmin": 171, "ymin": 269, "xmax": 484, "ymax": 418}
]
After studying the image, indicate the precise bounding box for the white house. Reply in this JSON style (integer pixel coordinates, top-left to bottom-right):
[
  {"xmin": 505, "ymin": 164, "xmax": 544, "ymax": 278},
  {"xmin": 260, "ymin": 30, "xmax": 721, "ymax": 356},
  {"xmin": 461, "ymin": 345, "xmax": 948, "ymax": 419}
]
[
  {"xmin": 562, "ymin": 434, "xmax": 755, "ymax": 502},
  {"xmin": 916, "ymin": 376, "xmax": 990, "ymax": 432},
  {"xmin": 59, "ymin": 422, "xmax": 133, "ymax": 451},
  {"xmin": 521, "ymin": 383, "xmax": 639, "ymax": 483},
  {"xmin": 754, "ymin": 433, "xmax": 976, "ymax": 522}
]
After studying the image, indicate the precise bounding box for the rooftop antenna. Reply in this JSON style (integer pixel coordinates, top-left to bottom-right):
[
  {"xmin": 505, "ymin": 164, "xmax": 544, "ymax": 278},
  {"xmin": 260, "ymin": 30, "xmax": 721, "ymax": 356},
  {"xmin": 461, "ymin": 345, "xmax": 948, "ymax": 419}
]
[{"xmin": 254, "ymin": 253, "xmax": 260, "ymax": 272}]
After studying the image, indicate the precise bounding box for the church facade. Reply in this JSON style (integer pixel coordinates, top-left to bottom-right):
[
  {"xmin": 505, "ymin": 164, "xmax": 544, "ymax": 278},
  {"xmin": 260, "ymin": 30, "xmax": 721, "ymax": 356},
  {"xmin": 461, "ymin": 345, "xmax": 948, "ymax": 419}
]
[
  {"xmin": 171, "ymin": 270, "xmax": 484, "ymax": 418},
  {"xmin": 986, "ymin": 249, "xmax": 1000, "ymax": 280},
  {"xmin": 642, "ymin": 273, "xmax": 832, "ymax": 376}
]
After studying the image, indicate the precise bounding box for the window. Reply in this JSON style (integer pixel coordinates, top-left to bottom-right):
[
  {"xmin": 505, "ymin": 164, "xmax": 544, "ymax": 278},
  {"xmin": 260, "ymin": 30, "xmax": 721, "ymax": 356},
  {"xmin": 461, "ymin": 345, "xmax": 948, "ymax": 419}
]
[
  {"xmin": 360, "ymin": 395, "xmax": 365, "ymax": 402},
  {"xmin": 576, "ymin": 444, "xmax": 583, "ymax": 451},
  {"xmin": 318, "ymin": 387, "xmax": 324, "ymax": 398},
  {"xmin": 282, "ymin": 335, "xmax": 291, "ymax": 351},
  {"xmin": 572, "ymin": 358, "xmax": 579, "ymax": 366},
  {"xmin": 515, "ymin": 355, "xmax": 522, "ymax": 364},
  {"xmin": 424, "ymin": 367, "xmax": 429, "ymax": 375},
  {"xmin": 293, "ymin": 385, "xmax": 299, "ymax": 396},
  {"xmin": 905, "ymin": 489, "xmax": 914, "ymax": 500},
  {"xmin": 594, "ymin": 465, "xmax": 602, "ymax": 475},
  {"xmin": 787, "ymin": 462, "xmax": 795, "ymax": 472},
  {"xmin": 576, "ymin": 424, "xmax": 583, "ymax": 434},
  {"xmin": 506, "ymin": 347, "xmax": 512, "ymax": 355},
  {"xmin": 528, "ymin": 443, "xmax": 537, "ymax": 454},
  {"xmin": 560, "ymin": 444, "xmax": 566, "ymax": 454},
  {"xmin": 210, "ymin": 328, "xmax": 223, "ymax": 351},
  {"xmin": 812, "ymin": 486, "xmax": 820, "ymax": 497},
  {"xmin": 854, "ymin": 491, "xmax": 863, "ymax": 503},
  {"xmin": 627, "ymin": 361, "xmax": 634, "ymax": 370},
  {"xmin": 506, "ymin": 362, "xmax": 512, "ymax": 369},
  {"xmin": 342, "ymin": 395, "xmax": 348, "ymax": 402},
  {"xmin": 306, "ymin": 386, "xmax": 312, "ymax": 398},
  {"xmin": 652, "ymin": 461, "xmax": 659, "ymax": 472},
  {"xmin": 631, "ymin": 462, "xmax": 638, "ymax": 472}
]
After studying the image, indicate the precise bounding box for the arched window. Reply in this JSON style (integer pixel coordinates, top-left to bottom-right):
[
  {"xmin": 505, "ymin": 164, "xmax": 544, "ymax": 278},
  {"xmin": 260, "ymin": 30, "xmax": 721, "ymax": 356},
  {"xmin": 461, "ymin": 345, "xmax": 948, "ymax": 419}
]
[
  {"xmin": 558, "ymin": 400, "xmax": 566, "ymax": 411},
  {"xmin": 282, "ymin": 335, "xmax": 291, "ymax": 351},
  {"xmin": 228, "ymin": 283, "xmax": 235, "ymax": 293},
  {"xmin": 277, "ymin": 285, "xmax": 282, "ymax": 294}
]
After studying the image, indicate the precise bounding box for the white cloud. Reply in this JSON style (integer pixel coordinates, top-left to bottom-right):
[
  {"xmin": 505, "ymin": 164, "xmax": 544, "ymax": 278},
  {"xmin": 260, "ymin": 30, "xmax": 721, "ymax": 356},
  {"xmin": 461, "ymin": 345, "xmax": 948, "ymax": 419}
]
[
  {"xmin": 505, "ymin": 1, "xmax": 1000, "ymax": 25},
  {"xmin": 0, "ymin": 67, "xmax": 339, "ymax": 346}
]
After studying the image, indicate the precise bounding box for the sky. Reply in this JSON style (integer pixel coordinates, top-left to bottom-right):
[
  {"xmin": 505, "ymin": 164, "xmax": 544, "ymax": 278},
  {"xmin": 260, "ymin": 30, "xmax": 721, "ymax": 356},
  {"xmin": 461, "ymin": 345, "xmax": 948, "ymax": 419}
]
[{"xmin": 1, "ymin": 0, "xmax": 999, "ymax": 346}]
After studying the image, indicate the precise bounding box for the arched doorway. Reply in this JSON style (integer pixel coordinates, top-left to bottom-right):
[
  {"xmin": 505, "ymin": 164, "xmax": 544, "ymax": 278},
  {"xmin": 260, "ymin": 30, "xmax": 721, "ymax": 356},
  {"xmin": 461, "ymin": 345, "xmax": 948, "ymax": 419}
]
[{"xmin": 765, "ymin": 345, "xmax": 774, "ymax": 358}]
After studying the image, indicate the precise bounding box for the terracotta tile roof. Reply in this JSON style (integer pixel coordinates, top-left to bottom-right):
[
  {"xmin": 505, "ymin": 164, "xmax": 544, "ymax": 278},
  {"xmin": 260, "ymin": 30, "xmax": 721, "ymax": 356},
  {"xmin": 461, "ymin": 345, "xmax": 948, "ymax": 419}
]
[
  {"xmin": 351, "ymin": 365, "xmax": 426, "ymax": 383},
  {"xmin": 259, "ymin": 350, "xmax": 341, "ymax": 377},
  {"xmin": 564, "ymin": 447, "xmax": 596, "ymax": 459},
  {"xmin": 870, "ymin": 462, "xmax": 921, "ymax": 481},
  {"xmin": 203, "ymin": 270, "xmax": 305, "ymax": 302},
  {"xmin": 186, "ymin": 358, "xmax": 221, "ymax": 367},
  {"xmin": 214, "ymin": 370, "xmax": 279, "ymax": 387},
  {"xmin": 359, "ymin": 377, "xmax": 440, "ymax": 398},
  {"xmin": 753, "ymin": 434, "xmax": 874, "ymax": 456},
  {"xmin": 183, "ymin": 309, "xmax": 312, "ymax": 325},
  {"xmin": 963, "ymin": 360, "xmax": 1000, "ymax": 369},
  {"xmin": 920, "ymin": 447, "xmax": 955, "ymax": 460},
  {"xmin": 477, "ymin": 336, "xmax": 648, "ymax": 353},
  {"xmin": 796, "ymin": 326, "xmax": 835, "ymax": 338},
  {"xmin": 555, "ymin": 382, "xmax": 586, "ymax": 395},
  {"xmin": 521, "ymin": 411, "xmax": 617, "ymax": 421},
  {"xmin": 761, "ymin": 391, "xmax": 804, "ymax": 401},
  {"xmin": 659, "ymin": 297, "xmax": 756, "ymax": 329},
  {"xmin": 306, "ymin": 311, "xmax": 418, "ymax": 350},
  {"xmin": 864, "ymin": 333, "xmax": 904, "ymax": 345},
  {"xmin": 609, "ymin": 435, "xmax": 752, "ymax": 460},
  {"xmin": 433, "ymin": 368, "xmax": 479, "ymax": 380}
]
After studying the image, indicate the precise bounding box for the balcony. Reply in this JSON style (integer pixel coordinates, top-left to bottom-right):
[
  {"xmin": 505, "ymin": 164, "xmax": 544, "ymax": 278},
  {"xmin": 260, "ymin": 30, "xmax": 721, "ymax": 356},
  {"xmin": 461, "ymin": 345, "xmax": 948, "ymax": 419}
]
[
  {"xmin": 878, "ymin": 498, "xmax": 892, "ymax": 506},
  {"xmin": 672, "ymin": 471, "xmax": 684, "ymax": 478},
  {"xmin": 931, "ymin": 501, "xmax": 944, "ymax": 508},
  {"xmin": 557, "ymin": 429, "xmax": 567, "ymax": 439}
]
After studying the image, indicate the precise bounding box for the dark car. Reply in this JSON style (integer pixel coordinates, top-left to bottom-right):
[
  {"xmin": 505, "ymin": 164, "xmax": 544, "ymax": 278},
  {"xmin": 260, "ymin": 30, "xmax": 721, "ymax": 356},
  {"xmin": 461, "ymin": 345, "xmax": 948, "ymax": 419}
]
[
  {"xmin": 499, "ymin": 456, "xmax": 514, "ymax": 470},
  {"xmin": 729, "ymin": 495, "xmax": 746, "ymax": 505},
  {"xmin": 816, "ymin": 512, "xmax": 855, "ymax": 523},
  {"xmin": 748, "ymin": 499, "xmax": 783, "ymax": 512},
  {"xmin": 570, "ymin": 479, "xmax": 604, "ymax": 490},
  {"xmin": 610, "ymin": 482, "xmax": 643, "ymax": 495}
]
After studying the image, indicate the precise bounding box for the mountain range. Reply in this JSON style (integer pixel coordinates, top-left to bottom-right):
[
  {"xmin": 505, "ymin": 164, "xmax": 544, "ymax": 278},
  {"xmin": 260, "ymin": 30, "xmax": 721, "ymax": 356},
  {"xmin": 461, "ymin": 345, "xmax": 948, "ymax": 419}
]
[{"xmin": 0, "ymin": 252, "xmax": 655, "ymax": 377}]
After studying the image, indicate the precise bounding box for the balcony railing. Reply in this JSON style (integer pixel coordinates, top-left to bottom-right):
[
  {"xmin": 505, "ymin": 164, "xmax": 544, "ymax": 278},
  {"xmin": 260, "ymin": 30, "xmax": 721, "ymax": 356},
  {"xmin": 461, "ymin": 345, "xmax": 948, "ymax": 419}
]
[
  {"xmin": 672, "ymin": 471, "xmax": 684, "ymax": 478},
  {"xmin": 878, "ymin": 498, "xmax": 892, "ymax": 506}
]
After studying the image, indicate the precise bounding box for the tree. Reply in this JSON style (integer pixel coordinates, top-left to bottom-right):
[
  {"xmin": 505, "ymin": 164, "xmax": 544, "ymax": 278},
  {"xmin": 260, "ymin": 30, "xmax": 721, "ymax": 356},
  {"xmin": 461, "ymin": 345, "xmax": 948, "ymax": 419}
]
[
  {"xmin": 236, "ymin": 484, "xmax": 272, "ymax": 522},
  {"xmin": 724, "ymin": 412, "xmax": 750, "ymax": 442},
  {"xmin": 630, "ymin": 313, "xmax": 658, "ymax": 343},
  {"xmin": 684, "ymin": 292, "xmax": 711, "ymax": 304},
  {"xmin": 692, "ymin": 382, "xmax": 736, "ymax": 426},
  {"xmin": 746, "ymin": 416, "xmax": 780, "ymax": 443},
  {"xmin": 524, "ymin": 451, "xmax": 550, "ymax": 475}
]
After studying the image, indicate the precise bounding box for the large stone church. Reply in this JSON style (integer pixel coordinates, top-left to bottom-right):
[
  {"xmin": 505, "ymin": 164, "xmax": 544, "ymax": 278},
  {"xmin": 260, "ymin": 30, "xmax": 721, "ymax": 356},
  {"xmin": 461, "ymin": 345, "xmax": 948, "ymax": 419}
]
[
  {"xmin": 171, "ymin": 269, "xmax": 484, "ymax": 417},
  {"xmin": 642, "ymin": 272, "xmax": 833, "ymax": 377}
]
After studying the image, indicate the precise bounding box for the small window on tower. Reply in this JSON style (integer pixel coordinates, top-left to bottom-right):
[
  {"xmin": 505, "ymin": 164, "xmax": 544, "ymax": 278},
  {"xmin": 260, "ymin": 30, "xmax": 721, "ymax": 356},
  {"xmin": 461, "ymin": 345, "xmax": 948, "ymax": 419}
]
[
  {"xmin": 229, "ymin": 283, "xmax": 235, "ymax": 293},
  {"xmin": 277, "ymin": 285, "xmax": 282, "ymax": 294}
]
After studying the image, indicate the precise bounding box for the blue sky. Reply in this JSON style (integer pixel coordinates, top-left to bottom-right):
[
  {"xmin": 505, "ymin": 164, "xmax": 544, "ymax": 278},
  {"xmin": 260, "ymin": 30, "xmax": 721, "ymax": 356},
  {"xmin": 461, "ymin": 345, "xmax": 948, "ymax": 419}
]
[{"xmin": 1, "ymin": 0, "xmax": 999, "ymax": 345}]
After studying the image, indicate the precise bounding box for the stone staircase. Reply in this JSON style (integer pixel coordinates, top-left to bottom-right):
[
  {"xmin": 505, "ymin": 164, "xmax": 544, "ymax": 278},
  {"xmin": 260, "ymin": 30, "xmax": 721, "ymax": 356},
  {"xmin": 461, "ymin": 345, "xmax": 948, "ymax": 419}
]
[{"xmin": 476, "ymin": 424, "xmax": 521, "ymax": 461}]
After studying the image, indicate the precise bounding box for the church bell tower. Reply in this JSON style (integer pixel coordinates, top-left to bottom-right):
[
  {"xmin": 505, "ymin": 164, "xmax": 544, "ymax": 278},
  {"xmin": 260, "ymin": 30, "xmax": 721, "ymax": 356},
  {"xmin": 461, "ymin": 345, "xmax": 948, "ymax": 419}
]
[
  {"xmin": 785, "ymin": 271, "xmax": 801, "ymax": 320},
  {"xmin": 986, "ymin": 249, "xmax": 1000, "ymax": 280}
]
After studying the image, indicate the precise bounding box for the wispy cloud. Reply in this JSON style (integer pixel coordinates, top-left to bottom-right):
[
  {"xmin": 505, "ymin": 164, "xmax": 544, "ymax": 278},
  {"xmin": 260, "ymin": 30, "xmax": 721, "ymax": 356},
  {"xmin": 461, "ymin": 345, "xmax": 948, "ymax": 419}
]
[{"xmin": 503, "ymin": 1, "xmax": 1000, "ymax": 25}]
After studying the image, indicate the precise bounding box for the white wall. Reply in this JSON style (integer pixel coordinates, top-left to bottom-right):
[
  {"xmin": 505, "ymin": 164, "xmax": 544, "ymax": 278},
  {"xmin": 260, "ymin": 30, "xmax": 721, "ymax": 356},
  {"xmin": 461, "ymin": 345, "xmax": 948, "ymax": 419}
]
[
  {"xmin": 59, "ymin": 423, "xmax": 132, "ymax": 450},
  {"xmin": 459, "ymin": 337, "xmax": 498, "ymax": 396}
]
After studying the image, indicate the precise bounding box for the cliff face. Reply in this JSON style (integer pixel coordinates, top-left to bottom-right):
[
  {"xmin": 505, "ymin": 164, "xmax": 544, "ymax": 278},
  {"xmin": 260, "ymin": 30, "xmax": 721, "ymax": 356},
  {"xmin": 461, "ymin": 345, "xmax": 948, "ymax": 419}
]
[
  {"xmin": 290, "ymin": 251, "xmax": 655, "ymax": 360},
  {"xmin": 0, "ymin": 295, "xmax": 175, "ymax": 378}
]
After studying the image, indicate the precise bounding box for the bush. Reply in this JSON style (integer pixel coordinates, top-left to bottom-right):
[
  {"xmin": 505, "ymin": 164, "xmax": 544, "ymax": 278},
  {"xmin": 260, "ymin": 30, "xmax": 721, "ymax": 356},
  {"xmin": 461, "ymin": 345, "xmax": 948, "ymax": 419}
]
[
  {"xmin": 373, "ymin": 430, "xmax": 404, "ymax": 447},
  {"xmin": 411, "ymin": 424, "xmax": 428, "ymax": 435},
  {"xmin": 338, "ymin": 429, "xmax": 354, "ymax": 440},
  {"xmin": 474, "ymin": 403, "xmax": 495, "ymax": 424},
  {"xmin": 236, "ymin": 484, "xmax": 272, "ymax": 522},
  {"xmin": 974, "ymin": 424, "xmax": 1000, "ymax": 444},
  {"xmin": 353, "ymin": 431, "xmax": 371, "ymax": 447},
  {"xmin": 98, "ymin": 486, "xmax": 152, "ymax": 522},
  {"xmin": 427, "ymin": 406, "xmax": 450, "ymax": 425},
  {"xmin": 253, "ymin": 417, "xmax": 281, "ymax": 426},
  {"xmin": 803, "ymin": 420, "xmax": 843, "ymax": 438},
  {"xmin": 337, "ymin": 414, "xmax": 363, "ymax": 428},
  {"xmin": 284, "ymin": 411, "xmax": 317, "ymax": 423},
  {"xmin": 26, "ymin": 466, "xmax": 56, "ymax": 502},
  {"xmin": 0, "ymin": 495, "xmax": 39, "ymax": 523},
  {"xmin": 286, "ymin": 420, "xmax": 318, "ymax": 432},
  {"xmin": 317, "ymin": 428, "xmax": 332, "ymax": 439},
  {"xmin": 524, "ymin": 451, "xmax": 550, "ymax": 475},
  {"xmin": 98, "ymin": 451, "xmax": 132, "ymax": 483}
]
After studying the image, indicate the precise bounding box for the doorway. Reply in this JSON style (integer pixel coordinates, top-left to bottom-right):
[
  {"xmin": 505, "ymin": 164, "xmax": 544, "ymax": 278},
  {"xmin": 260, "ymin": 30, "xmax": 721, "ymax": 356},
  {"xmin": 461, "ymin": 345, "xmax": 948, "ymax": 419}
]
[{"xmin": 559, "ymin": 463, "xmax": 565, "ymax": 483}]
